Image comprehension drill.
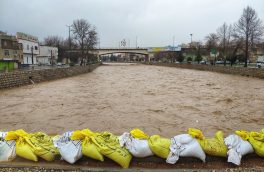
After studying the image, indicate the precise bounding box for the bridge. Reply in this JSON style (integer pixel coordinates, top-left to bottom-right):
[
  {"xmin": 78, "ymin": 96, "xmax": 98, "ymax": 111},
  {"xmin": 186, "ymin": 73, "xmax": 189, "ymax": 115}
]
[{"xmin": 67, "ymin": 48, "xmax": 151, "ymax": 61}]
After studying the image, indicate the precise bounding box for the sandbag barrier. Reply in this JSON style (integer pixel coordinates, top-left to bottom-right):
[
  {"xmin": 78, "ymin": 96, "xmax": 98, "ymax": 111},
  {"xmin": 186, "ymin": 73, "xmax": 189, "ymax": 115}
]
[{"xmin": 0, "ymin": 128, "xmax": 263, "ymax": 168}]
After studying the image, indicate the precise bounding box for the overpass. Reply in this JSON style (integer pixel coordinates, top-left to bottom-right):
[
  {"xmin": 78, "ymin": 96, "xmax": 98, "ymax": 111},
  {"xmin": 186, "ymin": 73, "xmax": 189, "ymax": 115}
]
[
  {"xmin": 95, "ymin": 48, "xmax": 148, "ymax": 56},
  {"xmin": 67, "ymin": 48, "xmax": 150, "ymax": 62}
]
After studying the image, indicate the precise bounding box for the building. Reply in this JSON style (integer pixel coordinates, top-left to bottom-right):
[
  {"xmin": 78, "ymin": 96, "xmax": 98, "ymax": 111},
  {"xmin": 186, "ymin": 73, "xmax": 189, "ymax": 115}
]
[
  {"xmin": 17, "ymin": 32, "xmax": 39, "ymax": 65},
  {"xmin": 38, "ymin": 45, "xmax": 58, "ymax": 65},
  {"xmin": 0, "ymin": 32, "xmax": 23, "ymax": 72}
]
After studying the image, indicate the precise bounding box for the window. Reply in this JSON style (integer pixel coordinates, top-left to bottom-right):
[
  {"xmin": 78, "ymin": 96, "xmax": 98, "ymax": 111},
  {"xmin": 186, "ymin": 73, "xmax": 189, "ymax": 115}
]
[
  {"xmin": 27, "ymin": 45, "xmax": 29, "ymax": 50},
  {"xmin": 3, "ymin": 41, "xmax": 7, "ymax": 46},
  {"xmin": 14, "ymin": 50, "xmax": 17, "ymax": 55},
  {"xmin": 35, "ymin": 46, "xmax": 38, "ymax": 50},
  {"xmin": 4, "ymin": 50, "xmax": 9, "ymax": 56}
]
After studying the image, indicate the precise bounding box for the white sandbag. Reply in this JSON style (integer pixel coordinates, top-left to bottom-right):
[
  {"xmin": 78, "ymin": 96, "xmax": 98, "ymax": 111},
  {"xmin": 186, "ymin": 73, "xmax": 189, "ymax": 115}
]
[
  {"xmin": 119, "ymin": 132, "xmax": 153, "ymax": 158},
  {"xmin": 166, "ymin": 134, "xmax": 206, "ymax": 164},
  {"xmin": 53, "ymin": 131, "xmax": 82, "ymax": 164},
  {"xmin": 224, "ymin": 134, "xmax": 254, "ymax": 165},
  {"xmin": 0, "ymin": 132, "xmax": 16, "ymax": 161}
]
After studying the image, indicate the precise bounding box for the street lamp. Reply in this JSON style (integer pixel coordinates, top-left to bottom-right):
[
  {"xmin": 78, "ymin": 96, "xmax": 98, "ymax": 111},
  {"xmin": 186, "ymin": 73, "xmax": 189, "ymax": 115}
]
[{"xmin": 136, "ymin": 36, "xmax": 138, "ymax": 48}]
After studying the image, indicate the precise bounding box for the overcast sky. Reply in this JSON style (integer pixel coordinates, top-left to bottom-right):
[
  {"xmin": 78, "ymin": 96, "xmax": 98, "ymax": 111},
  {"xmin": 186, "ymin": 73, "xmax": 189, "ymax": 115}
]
[{"xmin": 0, "ymin": 0, "xmax": 263, "ymax": 47}]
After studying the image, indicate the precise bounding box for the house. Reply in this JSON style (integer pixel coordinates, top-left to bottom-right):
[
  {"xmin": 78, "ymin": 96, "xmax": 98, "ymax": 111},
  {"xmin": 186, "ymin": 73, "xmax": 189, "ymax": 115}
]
[
  {"xmin": 0, "ymin": 32, "xmax": 23, "ymax": 72},
  {"xmin": 38, "ymin": 45, "xmax": 58, "ymax": 65},
  {"xmin": 16, "ymin": 32, "xmax": 39, "ymax": 65}
]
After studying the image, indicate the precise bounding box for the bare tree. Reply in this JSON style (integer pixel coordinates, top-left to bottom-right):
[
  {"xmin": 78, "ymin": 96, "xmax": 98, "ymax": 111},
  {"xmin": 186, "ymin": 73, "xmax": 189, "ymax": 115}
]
[
  {"xmin": 43, "ymin": 36, "xmax": 66, "ymax": 63},
  {"xmin": 72, "ymin": 19, "xmax": 98, "ymax": 66},
  {"xmin": 44, "ymin": 36, "xmax": 64, "ymax": 47},
  {"xmin": 235, "ymin": 6, "xmax": 264, "ymax": 67},
  {"xmin": 217, "ymin": 23, "xmax": 233, "ymax": 65},
  {"xmin": 84, "ymin": 27, "xmax": 98, "ymax": 63}
]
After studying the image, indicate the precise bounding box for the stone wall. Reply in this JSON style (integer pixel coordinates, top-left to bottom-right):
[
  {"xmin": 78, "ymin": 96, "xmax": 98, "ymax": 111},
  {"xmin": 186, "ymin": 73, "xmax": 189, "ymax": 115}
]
[
  {"xmin": 149, "ymin": 63, "xmax": 264, "ymax": 79},
  {"xmin": 0, "ymin": 63, "xmax": 100, "ymax": 89}
]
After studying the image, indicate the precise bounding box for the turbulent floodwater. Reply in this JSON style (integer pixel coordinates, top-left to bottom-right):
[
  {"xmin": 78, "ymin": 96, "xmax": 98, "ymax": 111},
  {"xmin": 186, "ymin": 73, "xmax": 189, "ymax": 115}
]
[{"xmin": 0, "ymin": 63, "xmax": 264, "ymax": 137}]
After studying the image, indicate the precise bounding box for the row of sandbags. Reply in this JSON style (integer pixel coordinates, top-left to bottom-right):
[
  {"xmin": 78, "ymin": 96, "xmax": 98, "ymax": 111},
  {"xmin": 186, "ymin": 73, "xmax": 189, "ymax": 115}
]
[{"xmin": 0, "ymin": 128, "xmax": 264, "ymax": 168}]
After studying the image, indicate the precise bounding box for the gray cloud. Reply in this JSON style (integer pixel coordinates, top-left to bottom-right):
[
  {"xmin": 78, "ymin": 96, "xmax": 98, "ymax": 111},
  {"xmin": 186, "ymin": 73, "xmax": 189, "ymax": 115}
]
[{"xmin": 0, "ymin": 0, "xmax": 263, "ymax": 47}]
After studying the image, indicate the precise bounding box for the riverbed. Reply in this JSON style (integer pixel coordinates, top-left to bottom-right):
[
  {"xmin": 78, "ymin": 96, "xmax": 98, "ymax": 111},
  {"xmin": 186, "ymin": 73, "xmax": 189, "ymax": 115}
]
[{"xmin": 0, "ymin": 63, "xmax": 263, "ymax": 137}]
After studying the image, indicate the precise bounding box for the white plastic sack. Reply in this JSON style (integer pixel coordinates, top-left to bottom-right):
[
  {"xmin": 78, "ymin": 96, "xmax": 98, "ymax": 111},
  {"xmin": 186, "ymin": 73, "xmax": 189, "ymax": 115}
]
[
  {"xmin": 224, "ymin": 134, "xmax": 254, "ymax": 165},
  {"xmin": 0, "ymin": 132, "xmax": 16, "ymax": 161},
  {"xmin": 166, "ymin": 134, "xmax": 206, "ymax": 164},
  {"xmin": 53, "ymin": 131, "xmax": 82, "ymax": 164},
  {"xmin": 119, "ymin": 132, "xmax": 153, "ymax": 158}
]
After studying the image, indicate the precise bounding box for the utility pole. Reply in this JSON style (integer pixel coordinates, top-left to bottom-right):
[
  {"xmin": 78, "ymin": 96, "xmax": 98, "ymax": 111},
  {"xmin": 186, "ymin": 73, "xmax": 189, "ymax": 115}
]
[
  {"xmin": 31, "ymin": 46, "xmax": 34, "ymax": 65},
  {"xmin": 190, "ymin": 33, "xmax": 193, "ymax": 44},
  {"xmin": 136, "ymin": 36, "xmax": 138, "ymax": 48}
]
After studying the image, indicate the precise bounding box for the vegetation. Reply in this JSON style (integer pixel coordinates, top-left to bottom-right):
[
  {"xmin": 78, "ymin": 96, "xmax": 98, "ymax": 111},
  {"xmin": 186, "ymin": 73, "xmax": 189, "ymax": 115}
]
[
  {"xmin": 234, "ymin": 6, "xmax": 264, "ymax": 67},
  {"xmin": 71, "ymin": 19, "xmax": 98, "ymax": 66}
]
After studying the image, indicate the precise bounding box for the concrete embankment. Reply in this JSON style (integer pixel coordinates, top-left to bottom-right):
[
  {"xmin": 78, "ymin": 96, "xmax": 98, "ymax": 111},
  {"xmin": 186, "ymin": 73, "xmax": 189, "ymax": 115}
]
[
  {"xmin": 0, "ymin": 63, "xmax": 101, "ymax": 89},
  {"xmin": 148, "ymin": 62, "xmax": 264, "ymax": 79}
]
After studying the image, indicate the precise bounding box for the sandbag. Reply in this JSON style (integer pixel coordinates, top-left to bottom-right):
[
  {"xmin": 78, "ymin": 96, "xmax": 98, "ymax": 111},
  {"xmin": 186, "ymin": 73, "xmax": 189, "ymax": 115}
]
[
  {"xmin": 148, "ymin": 135, "xmax": 170, "ymax": 159},
  {"xmin": 71, "ymin": 129, "xmax": 103, "ymax": 161},
  {"xmin": 92, "ymin": 132, "xmax": 132, "ymax": 168},
  {"xmin": 6, "ymin": 130, "xmax": 37, "ymax": 161},
  {"xmin": 0, "ymin": 132, "xmax": 16, "ymax": 161},
  {"xmin": 30, "ymin": 132, "xmax": 59, "ymax": 161},
  {"xmin": 166, "ymin": 134, "xmax": 206, "ymax": 164},
  {"xmin": 6, "ymin": 130, "xmax": 59, "ymax": 162},
  {"xmin": 236, "ymin": 130, "xmax": 264, "ymax": 157},
  {"xmin": 130, "ymin": 128, "xmax": 149, "ymax": 139},
  {"xmin": 224, "ymin": 134, "xmax": 254, "ymax": 165},
  {"xmin": 53, "ymin": 131, "xmax": 82, "ymax": 164},
  {"xmin": 119, "ymin": 131, "xmax": 153, "ymax": 158},
  {"xmin": 188, "ymin": 128, "xmax": 228, "ymax": 157}
]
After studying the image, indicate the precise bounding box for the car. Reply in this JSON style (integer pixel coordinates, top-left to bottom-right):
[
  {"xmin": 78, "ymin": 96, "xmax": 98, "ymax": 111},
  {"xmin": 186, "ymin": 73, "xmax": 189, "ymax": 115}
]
[
  {"xmin": 257, "ymin": 61, "xmax": 264, "ymax": 68},
  {"xmin": 57, "ymin": 62, "xmax": 62, "ymax": 66},
  {"xmin": 216, "ymin": 60, "xmax": 224, "ymax": 64}
]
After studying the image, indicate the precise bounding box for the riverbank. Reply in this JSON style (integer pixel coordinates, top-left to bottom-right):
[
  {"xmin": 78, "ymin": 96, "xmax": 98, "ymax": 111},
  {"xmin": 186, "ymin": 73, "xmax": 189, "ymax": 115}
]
[
  {"xmin": 0, "ymin": 63, "xmax": 101, "ymax": 89},
  {"xmin": 147, "ymin": 62, "xmax": 264, "ymax": 79}
]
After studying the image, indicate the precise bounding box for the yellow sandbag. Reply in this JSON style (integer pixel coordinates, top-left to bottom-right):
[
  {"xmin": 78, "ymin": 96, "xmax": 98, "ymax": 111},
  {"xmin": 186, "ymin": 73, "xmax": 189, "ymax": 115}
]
[
  {"xmin": 6, "ymin": 129, "xmax": 37, "ymax": 161},
  {"xmin": 71, "ymin": 129, "xmax": 103, "ymax": 161},
  {"xmin": 235, "ymin": 130, "xmax": 250, "ymax": 140},
  {"xmin": 188, "ymin": 128, "xmax": 227, "ymax": 157},
  {"xmin": 130, "ymin": 129, "xmax": 149, "ymax": 139},
  {"xmin": 31, "ymin": 132, "xmax": 59, "ymax": 161},
  {"xmin": 236, "ymin": 130, "xmax": 264, "ymax": 157},
  {"xmin": 148, "ymin": 135, "xmax": 170, "ymax": 159},
  {"xmin": 92, "ymin": 132, "xmax": 132, "ymax": 168}
]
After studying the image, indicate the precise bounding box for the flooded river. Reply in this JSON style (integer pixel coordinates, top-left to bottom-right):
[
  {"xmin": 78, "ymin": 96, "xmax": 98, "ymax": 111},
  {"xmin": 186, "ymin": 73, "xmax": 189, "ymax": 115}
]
[{"xmin": 0, "ymin": 63, "xmax": 263, "ymax": 137}]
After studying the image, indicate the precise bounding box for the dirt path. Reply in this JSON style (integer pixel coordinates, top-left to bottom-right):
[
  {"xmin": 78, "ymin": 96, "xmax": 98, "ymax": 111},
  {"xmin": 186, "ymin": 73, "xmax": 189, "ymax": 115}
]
[{"xmin": 0, "ymin": 63, "xmax": 263, "ymax": 137}]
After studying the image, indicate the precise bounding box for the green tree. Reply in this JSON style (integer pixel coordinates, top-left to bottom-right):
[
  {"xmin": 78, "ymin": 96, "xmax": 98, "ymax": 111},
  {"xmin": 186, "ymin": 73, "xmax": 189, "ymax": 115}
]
[
  {"xmin": 177, "ymin": 53, "xmax": 185, "ymax": 62},
  {"xmin": 187, "ymin": 57, "xmax": 193, "ymax": 62}
]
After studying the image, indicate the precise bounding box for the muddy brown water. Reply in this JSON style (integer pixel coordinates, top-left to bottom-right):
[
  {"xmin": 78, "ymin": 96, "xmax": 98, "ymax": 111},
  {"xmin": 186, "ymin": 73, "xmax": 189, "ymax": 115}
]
[{"xmin": 0, "ymin": 63, "xmax": 263, "ymax": 137}]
